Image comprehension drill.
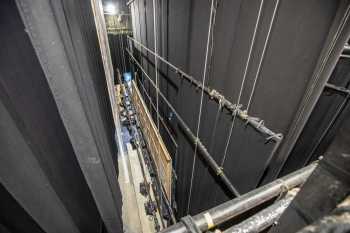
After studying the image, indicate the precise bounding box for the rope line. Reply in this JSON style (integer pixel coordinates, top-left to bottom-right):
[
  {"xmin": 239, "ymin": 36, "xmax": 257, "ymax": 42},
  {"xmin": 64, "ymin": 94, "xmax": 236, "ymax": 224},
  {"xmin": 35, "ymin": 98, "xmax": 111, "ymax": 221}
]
[
  {"xmin": 153, "ymin": 0, "xmax": 160, "ymax": 130},
  {"xmin": 246, "ymin": 0, "xmax": 280, "ymax": 113},
  {"xmin": 187, "ymin": 0, "xmax": 216, "ymax": 214},
  {"xmin": 221, "ymin": 0, "xmax": 264, "ymax": 166},
  {"xmin": 209, "ymin": 103, "xmax": 222, "ymax": 154},
  {"xmin": 118, "ymin": 33, "xmax": 126, "ymax": 73}
]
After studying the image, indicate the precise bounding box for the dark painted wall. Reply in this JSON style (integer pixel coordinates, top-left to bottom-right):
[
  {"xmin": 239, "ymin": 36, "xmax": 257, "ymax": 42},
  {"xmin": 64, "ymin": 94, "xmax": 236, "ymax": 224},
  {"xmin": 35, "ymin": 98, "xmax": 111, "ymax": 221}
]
[
  {"xmin": 109, "ymin": 34, "xmax": 131, "ymax": 78},
  {"xmin": 0, "ymin": 1, "xmax": 102, "ymax": 232},
  {"xmin": 0, "ymin": 0, "xmax": 122, "ymax": 232},
  {"xmin": 0, "ymin": 184, "xmax": 45, "ymax": 233},
  {"xmin": 127, "ymin": 0, "xmax": 345, "ymax": 217}
]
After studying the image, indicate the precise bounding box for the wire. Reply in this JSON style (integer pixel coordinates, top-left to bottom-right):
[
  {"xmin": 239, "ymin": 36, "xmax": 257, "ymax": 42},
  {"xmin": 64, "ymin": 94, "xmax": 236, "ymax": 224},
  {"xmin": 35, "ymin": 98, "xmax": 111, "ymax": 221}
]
[
  {"xmin": 221, "ymin": 0, "xmax": 264, "ymax": 167},
  {"xmin": 118, "ymin": 32, "xmax": 126, "ymax": 73},
  {"xmin": 246, "ymin": 0, "xmax": 280, "ymax": 113},
  {"xmin": 206, "ymin": 0, "xmax": 219, "ymax": 86},
  {"xmin": 153, "ymin": 0, "xmax": 160, "ymax": 130},
  {"xmin": 209, "ymin": 103, "xmax": 222, "ymax": 154},
  {"xmin": 187, "ymin": 0, "xmax": 216, "ymax": 215}
]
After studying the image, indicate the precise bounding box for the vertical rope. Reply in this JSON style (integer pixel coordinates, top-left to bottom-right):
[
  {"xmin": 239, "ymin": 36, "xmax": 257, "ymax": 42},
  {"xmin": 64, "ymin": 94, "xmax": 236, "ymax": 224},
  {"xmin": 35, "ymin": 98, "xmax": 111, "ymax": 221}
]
[
  {"xmin": 246, "ymin": 0, "xmax": 280, "ymax": 113},
  {"xmin": 118, "ymin": 33, "xmax": 126, "ymax": 73},
  {"xmin": 209, "ymin": 103, "xmax": 221, "ymax": 154},
  {"xmin": 187, "ymin": 0, "xmax": 216, "ymax": 214},
  {"xmin": 221, "ymin": 0, "xmax": 264, "ymax": 167},
  {"xmin": 153, "ymin": 0, "xmax": 160, "ymax": 129}
]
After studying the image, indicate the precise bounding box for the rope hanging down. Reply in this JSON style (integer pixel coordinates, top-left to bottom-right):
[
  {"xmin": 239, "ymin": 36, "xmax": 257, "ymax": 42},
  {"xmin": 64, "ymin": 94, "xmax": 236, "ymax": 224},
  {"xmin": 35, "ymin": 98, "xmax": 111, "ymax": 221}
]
[
  {"xmin": 153, "ymin": 0, "xmax": 160, "ymax": 129},
  {"xmin": 221, "ymin": 0, "xmax": 264, "ymax": 167},
  {"xmin": 246, "ymin": 0, "xmax": 280, "ymax": 113},
  {"xmin": 118, "ymin": 33, "xmax": 126, "ymax": 73},
  {"xmin": 187, "ymin": 0, "xmax": 216, "ymax": 215}
]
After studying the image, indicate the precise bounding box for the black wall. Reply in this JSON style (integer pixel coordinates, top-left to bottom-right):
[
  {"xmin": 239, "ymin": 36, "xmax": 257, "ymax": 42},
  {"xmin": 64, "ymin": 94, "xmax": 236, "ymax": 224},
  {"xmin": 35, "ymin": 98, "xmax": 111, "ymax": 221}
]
[
  {"xmin": 0, "ymin": 0, "xmax": 123, "ymax": 232},
  {"xmin": 109, "ymin": 34, "xmax": 131, "ymax": 79}
]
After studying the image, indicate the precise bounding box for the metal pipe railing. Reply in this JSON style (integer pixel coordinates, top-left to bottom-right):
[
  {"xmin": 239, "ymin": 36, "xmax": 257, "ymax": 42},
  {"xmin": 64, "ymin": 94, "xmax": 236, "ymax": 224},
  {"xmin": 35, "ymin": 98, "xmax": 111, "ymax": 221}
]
[
  {"xmin": 223, "ymin": 190, "xmax": 297, "ymax": 233},
  {"xmin": 127, "ymin": 36, "xmax": 283, "ymax": 143},
  {"xmin": 126, "ymin": 49, "xmax": 241, "ymax": 197},
  {"xmin": 160, "ymin": 163, "xmax": 317, "ymax": 233}
]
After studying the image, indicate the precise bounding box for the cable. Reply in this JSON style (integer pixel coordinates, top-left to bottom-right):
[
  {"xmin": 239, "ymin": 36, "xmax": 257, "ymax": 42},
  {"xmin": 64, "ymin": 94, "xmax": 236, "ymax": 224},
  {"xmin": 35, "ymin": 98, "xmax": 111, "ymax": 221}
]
[
  {"xmin": 119, "ymin": 33, "xmax": 126, "ymax": 73},
  {"xmin": 221, "ymin": 0, "xmax": 264, "ymax": 167},
  {"xmin": 246, "ymin": 0, "xmax": 280, "ymax": 113},
  {"xmin": 153, "ymin": 0, "xmax": 160, "ymax": 130},
  {"xmin": 206, "ymin": 0, "xmax": 219, "ymax": 86},
  {"xmin": 187, "ymin": 0, "xmax": 216, "ymax": 214},
  {"xmin": 209, "ymin": 103, "xmax": 222, "ymax": 154}
]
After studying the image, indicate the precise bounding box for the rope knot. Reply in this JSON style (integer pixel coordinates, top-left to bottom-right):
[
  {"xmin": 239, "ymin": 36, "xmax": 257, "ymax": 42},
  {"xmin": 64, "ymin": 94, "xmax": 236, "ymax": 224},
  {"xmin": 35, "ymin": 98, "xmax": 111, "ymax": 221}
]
[
  {"xmin": 266, "ymin": 133, "xmax": 283, "ymax": 142},
  {"xmin": 216, "ymin": 167, "xmax": 224, "ymax": 176}
]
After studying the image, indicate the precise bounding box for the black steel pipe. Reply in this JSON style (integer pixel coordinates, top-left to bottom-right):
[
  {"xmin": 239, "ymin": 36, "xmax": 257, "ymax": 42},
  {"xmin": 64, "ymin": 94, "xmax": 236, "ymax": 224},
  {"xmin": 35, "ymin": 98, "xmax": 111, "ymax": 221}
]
[
  {"xmin": 223, "ymin": 191, "xmax": 296, "ymax": 233},
  {"xmin": 324, "ymin": 82, "xmax": 350, "ymax": 95},
  {"xmin": 126, "ymin": 49, "xmax": 241, "ymax": 197},
  {"xmin": 160, "ymin": 163, "xmax": 317, "ymax": 233},
  {"xmin": 343, "ymin": 44, "xmax": 350, "ymax": 55}
]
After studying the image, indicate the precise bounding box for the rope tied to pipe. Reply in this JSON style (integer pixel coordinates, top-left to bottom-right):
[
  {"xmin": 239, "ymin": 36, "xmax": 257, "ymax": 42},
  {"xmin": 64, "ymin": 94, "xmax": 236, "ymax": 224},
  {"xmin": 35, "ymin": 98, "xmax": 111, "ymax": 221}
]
[
  {"xmin": 218, "ymin": 98, "xmax": 223, "ymax": 109},
  {"xmin": 233, "ymin": 104, "xmax": 243, "ymax": 117},
  {"xmin": 244, "ymin": 116, "xmax": 260, "ymax": 126},
  {"xmin": 194, "ymin": 137, "xmax": 200, "ymax": 146},
  {"xmin": 266, "ymin": 133, "xmax": 283, "ymax": 143},
  {"xmin": 216, "ymin": 167, "xmax": 224, "ymax": 176},
  {"xmin": 257, "ymin": 120, "xmax": 264, "ymax": 129},
  {"xmin": 274, "ymin": 178, "xmax": 290, "ymax": 201}
]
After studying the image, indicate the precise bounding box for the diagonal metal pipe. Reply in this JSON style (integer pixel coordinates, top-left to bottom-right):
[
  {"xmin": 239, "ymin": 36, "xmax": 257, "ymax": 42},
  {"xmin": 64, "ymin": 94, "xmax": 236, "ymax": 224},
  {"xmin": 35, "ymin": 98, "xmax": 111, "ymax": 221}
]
[
  {"xmin": 223, "ymin": 190, "xmax": 297, "ymax": 233},
  {"xmin": 160, "ymin": 163, "xmax": 317, "ymax": 233}
]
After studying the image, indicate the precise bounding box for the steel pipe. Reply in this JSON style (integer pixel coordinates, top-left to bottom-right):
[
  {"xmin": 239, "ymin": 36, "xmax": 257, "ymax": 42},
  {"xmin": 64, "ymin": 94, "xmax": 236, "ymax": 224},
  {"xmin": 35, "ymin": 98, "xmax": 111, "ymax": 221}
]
[
  {"xmin": 160, "ymin": 163, "xmax": 317, "ymax": 233},
  {"xmin": 223, "ymin": 190, "xmax": 297, "ymax": 233},
  {"xmin": 126, "ymin": 49, "xmax": 241, "ymax": 197},
  {"xmin": 343, "ymin": 44, "xmax": 350, "ymax": 55},
  {"xmin": 324, "ymin": 82, "xmax": 350, "ymax": 95}
]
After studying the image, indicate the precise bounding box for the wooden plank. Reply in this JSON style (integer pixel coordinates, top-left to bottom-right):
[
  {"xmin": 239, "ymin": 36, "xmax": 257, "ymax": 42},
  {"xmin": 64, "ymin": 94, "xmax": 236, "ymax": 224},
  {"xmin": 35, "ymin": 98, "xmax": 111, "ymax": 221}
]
[{"xmin": 131, "ymin": 81, "xmax": 172, "ymax": 200}]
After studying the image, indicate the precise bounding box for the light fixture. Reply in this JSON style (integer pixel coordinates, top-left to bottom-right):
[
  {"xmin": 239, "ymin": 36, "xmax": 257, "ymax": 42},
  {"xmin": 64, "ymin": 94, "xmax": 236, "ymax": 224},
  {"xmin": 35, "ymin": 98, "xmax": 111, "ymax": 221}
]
[{"xmin": 104, "ymin": 2, "xmax": 118, "ymax": 15}]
